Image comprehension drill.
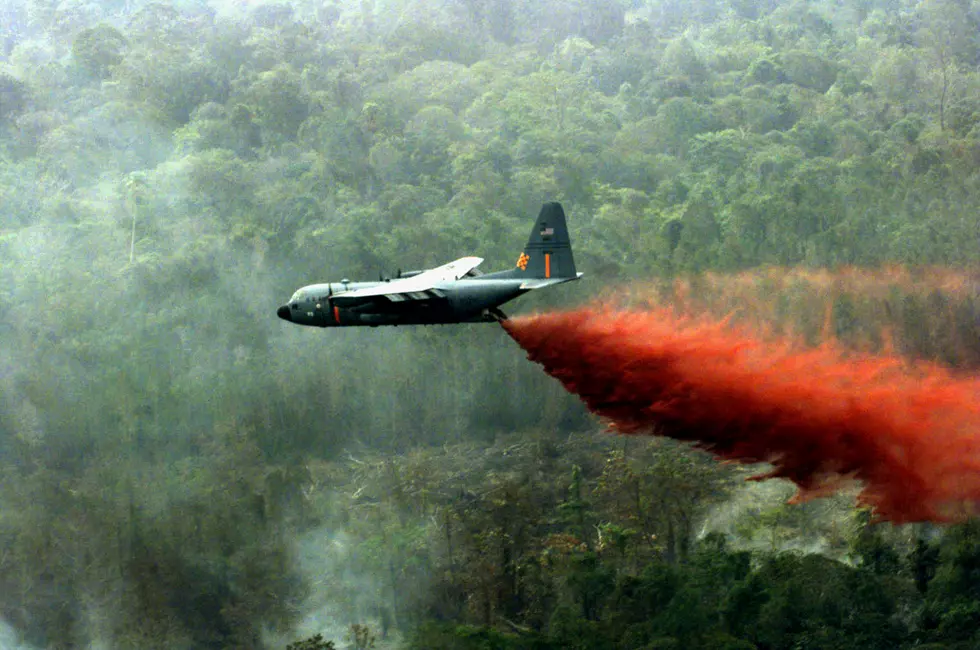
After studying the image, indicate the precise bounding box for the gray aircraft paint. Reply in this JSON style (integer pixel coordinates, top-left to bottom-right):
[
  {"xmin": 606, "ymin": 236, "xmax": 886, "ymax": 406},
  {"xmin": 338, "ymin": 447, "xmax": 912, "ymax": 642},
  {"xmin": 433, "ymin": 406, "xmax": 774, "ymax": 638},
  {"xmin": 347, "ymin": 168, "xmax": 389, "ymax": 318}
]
[{"xmin": 277, "ymin": 202, "xmax": 582, "ymax": 327}]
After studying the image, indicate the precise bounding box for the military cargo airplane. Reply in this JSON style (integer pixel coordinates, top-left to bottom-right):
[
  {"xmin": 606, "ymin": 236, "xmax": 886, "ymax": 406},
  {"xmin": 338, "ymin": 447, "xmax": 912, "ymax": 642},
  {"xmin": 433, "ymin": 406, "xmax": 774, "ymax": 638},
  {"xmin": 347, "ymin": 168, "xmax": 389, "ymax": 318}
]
[{"xmin": 276, "ymin": 202, "xmax": 582, "ymax": 327}]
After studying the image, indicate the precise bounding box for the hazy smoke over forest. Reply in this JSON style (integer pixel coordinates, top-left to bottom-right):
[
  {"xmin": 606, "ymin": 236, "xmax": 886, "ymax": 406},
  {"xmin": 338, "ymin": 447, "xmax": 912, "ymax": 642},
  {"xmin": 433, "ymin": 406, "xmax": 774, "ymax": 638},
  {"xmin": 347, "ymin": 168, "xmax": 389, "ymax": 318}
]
[{"xmin": 3, "ymin": 0, "xmax": 980, "ymax": 647}]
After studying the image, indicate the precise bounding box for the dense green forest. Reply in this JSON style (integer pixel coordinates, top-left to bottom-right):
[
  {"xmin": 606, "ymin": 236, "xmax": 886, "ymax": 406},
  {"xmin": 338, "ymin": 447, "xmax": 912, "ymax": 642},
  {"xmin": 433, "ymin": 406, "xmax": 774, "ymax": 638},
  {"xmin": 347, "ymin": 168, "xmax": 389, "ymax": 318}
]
[{"xmin": 2, "ymin": 0, "xmax": 980, "ymax": 647}]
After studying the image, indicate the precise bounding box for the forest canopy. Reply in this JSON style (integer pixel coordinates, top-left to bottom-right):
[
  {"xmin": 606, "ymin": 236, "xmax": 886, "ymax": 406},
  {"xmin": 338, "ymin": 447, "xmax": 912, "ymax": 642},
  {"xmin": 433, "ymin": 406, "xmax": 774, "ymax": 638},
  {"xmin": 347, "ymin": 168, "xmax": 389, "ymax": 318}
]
[{"xmin": 1, "ymin": 0, "xmax": 980, "ymax": 647}]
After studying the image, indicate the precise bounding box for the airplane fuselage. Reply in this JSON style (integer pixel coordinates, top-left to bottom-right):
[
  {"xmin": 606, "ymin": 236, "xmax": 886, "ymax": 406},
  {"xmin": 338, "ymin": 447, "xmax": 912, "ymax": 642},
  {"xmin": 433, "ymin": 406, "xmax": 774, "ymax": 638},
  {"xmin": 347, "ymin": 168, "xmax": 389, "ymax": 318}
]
[
  {"xmin": 278, "ymin": 276, "xmax": 528, "ymax": 327},
  {"xmin": 277, "ymin": 202, "xmax": 582, "ymax": 328}
]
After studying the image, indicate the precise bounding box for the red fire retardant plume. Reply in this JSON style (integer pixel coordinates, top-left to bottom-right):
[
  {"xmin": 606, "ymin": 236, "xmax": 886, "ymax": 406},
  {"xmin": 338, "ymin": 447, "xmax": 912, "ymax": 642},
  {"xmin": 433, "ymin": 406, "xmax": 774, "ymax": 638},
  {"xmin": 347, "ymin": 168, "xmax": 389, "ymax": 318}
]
[{"xmin": 502, "ymin": 308, "xmax": 980, "ymax": 523}]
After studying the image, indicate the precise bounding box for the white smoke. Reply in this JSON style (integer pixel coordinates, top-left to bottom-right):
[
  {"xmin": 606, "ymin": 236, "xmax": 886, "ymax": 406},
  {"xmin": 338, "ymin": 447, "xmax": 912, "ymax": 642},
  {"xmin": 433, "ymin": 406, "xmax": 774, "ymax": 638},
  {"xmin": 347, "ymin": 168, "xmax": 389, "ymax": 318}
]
[{"xmin": 0, "ymin": 621, "xmax": 36, "ymax": 650}]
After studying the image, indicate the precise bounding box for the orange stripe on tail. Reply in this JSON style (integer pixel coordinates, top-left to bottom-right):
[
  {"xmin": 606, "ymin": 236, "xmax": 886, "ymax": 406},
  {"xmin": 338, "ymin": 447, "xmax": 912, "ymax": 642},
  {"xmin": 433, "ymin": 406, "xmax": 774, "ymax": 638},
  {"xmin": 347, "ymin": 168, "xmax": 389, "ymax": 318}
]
[{"xmin": 545, "ymin": 253, "xmax": 551, "ymax": 278}]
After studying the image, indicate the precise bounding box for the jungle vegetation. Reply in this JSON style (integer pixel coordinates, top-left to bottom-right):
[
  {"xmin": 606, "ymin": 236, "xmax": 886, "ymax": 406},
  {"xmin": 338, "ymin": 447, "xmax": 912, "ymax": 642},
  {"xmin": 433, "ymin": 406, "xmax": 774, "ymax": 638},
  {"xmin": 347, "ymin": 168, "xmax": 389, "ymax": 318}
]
[{"xmin": 1, "ymin": 0, "xmax": 980, "ymax": 647}]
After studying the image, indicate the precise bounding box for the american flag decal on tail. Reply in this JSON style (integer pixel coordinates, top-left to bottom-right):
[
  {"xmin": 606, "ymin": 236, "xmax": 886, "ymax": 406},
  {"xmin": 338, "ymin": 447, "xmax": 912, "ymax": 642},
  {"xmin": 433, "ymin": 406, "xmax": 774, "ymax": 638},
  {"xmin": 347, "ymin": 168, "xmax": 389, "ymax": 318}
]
[{"xmin": 540, "ymin": 226, "xmax": 554, "ymax": 237}]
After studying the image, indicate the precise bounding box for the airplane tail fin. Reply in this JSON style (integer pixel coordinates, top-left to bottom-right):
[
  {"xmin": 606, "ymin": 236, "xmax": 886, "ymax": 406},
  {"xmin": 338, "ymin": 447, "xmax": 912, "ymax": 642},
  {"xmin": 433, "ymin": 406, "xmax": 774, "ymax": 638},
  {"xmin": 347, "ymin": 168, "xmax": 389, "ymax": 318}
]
[{"xmin": 509, "ymin": 202, "xmax": 579, "ymax": 281}]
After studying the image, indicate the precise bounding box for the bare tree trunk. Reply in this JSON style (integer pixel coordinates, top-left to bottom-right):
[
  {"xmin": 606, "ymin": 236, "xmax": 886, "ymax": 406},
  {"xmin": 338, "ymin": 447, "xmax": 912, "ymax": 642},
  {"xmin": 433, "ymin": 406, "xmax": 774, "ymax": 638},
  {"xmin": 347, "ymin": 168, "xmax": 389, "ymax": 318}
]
[{"xmin": 939, "ymin": 47, "xmax": 949, "ymax": 131}]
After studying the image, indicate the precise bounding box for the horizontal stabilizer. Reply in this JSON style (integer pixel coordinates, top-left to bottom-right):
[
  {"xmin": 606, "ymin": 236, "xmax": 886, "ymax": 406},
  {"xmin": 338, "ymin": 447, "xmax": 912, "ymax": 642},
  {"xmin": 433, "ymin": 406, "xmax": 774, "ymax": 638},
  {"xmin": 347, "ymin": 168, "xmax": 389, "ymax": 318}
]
[{"xmin": 519, "ymin": 273, "xmax": 584, "ymax": 290}]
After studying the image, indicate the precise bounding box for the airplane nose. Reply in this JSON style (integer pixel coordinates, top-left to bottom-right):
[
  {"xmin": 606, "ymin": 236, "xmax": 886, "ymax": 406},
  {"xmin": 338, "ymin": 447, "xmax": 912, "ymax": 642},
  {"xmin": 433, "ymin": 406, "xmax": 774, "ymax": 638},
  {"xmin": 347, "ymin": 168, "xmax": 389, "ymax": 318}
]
[{"xmin": 277, "ymin": 305, "xmax": 292, "ymax": 322}]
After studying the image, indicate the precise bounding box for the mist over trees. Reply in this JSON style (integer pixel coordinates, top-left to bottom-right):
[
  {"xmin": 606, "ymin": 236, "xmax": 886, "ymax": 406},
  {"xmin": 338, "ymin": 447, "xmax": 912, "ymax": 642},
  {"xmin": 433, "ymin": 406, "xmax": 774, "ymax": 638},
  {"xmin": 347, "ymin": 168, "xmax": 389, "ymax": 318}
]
[{"xmin": 2, "ymin": 0, "xmax": 980, "ymax": 647}]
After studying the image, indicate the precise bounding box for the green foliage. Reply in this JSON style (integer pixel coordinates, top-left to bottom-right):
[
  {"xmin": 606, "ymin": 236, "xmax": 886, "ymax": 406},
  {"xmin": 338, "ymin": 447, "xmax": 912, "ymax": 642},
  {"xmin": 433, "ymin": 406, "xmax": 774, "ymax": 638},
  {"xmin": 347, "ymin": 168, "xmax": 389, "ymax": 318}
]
[
  {"xmin": 918, "ymin": 520, "xmax": 980, "ymax": 644},
  {"xmin": 287, "ymin": 633, "xmax": 336, "ymax": 650},
  {"xmin": 6, "ymin": 1, "xmax": 980, "ymax": 648},
  {"xmin": 745, "ymin": 57, "xmax": 785, "ymax": 85},
  {"xmin": 384, "ymin": 20, "xmax": 485, "ymax": 66},
  {"xmin": 0, "ymin": 72, "xmax": 28, "ymax": 123},
  {"xmin": 72, "ymin": 23, "xmax": 127, "ymax": 79},
  {"xmin": 237, "ymin": 65, "xmax": 308, "ymax": 143},
  {"xmin": 346, "ymin": 624, "xmax": 377, "ymax": 649},
  {"xmin": 852, "ymin": 515, "xmax": 901, "ymax": 575},
  {"xmin": 407, "ymin": 622, "xmax": 553, "ymax": 649},
  {"xmin": 778, "ymin": 50, "xmax": 839, "ymax": 92}
]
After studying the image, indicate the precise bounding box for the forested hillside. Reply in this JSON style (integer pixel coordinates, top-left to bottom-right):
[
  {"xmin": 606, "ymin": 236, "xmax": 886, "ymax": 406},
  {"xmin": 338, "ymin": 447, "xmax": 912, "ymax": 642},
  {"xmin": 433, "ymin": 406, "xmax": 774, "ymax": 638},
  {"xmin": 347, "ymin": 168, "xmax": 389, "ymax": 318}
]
[{"xmin": 1, "ymin": 0, "xmax": 980, "ymax": 647}]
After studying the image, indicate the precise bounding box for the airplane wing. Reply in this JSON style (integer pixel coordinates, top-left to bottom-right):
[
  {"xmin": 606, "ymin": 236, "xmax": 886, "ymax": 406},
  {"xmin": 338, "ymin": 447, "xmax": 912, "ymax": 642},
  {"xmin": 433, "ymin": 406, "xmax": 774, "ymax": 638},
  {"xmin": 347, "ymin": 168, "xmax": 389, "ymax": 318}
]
[{"xmin": 331, "ymin": 257, "xmax": 483, "ymax": 307}]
